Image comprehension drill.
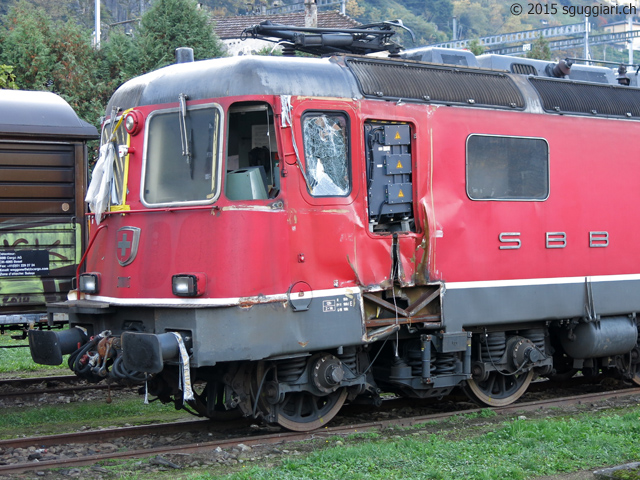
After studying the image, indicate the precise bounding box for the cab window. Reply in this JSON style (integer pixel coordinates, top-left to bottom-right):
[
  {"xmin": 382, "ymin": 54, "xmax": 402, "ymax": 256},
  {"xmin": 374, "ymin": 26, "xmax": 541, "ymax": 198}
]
[
  {"xmin": 225, "ymin": 102, "xmax": 279, "ymax": 201},
  {"xmin": 142, "ymin": 103, "xmax": 222, "ymax": 206},
  {"xmin": 302, "ymin": 112, "xmax": 350, "ymax": 197}
]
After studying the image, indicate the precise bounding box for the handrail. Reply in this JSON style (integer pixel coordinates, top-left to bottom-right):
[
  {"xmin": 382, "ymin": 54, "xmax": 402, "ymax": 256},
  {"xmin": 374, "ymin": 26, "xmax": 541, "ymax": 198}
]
[{"xmin": 75, "ymin": 223, "xmax": 108, "ymax": 294}]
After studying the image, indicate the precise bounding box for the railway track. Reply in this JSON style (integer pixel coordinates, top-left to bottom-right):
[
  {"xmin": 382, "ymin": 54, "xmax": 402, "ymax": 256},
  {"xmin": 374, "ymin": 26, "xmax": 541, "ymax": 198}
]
[
  {"xmin": 1, "ymin": 386, "xmax": 638, "ymax": 476},
  {"xmin": 0, "ymin": 375, "xmax": 132, "ymax": 403}
]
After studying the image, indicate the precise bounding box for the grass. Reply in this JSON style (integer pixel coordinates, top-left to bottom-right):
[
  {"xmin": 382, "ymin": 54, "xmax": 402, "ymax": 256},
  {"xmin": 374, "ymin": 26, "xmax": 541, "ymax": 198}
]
[
  {"xmin": 0, "ymin": 395, "xmax": 192, "ymax": 438},
  {"xmin": 176, "ymin": 405, "xmax": 640, "ymax": 480},
  {"xmin": 0, "ymin": 332, "xmax": 68, "ymax": 376}
]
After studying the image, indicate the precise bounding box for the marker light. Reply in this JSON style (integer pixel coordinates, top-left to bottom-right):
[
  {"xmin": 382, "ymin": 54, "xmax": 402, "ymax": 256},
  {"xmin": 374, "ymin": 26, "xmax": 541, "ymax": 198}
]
[
  {"xmin": 79, "ymin": 273, "xmax": 100, "ymax": 294},
  {"xmin": 172, "ymin": 273, "xmax": 206, "ymax": 297},
  {"xmin": 124, "ymin": 110, "xmax": 143, "ymax": 135}
]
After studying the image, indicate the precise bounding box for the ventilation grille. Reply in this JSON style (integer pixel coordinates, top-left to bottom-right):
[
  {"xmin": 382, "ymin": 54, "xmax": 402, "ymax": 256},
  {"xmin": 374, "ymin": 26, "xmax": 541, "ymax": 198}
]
[
  {"xmin": 347, "ymin": 58, "xmax": 525, "ymax": 109},
  {"xmin": 511, "ymin": 63, "xmax": 538, "ymax": 75},
  {"xmin": 530, "ymin": 77, "xmax": 640, "ymax": 117}
]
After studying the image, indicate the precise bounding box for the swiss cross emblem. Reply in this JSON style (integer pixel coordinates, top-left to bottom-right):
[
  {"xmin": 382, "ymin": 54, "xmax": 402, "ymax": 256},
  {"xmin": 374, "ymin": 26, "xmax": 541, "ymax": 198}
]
[{"xmin": 116, "ymin": 227, "xmax": 141, "ymax": 266}]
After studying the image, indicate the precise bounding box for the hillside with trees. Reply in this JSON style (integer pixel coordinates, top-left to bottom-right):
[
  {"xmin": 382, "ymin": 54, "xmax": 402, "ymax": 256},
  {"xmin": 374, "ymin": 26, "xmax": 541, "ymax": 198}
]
[{"xmin": 0, "ymin": 0, "xmax": 223, "ymax": 128}]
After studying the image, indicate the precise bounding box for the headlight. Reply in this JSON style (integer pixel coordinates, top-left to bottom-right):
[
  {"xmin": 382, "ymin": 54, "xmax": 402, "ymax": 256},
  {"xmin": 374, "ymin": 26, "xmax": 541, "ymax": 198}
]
[
  {"xmin": 79, "ymin": 273, "xmax": 100, "ymax": 294},
  {"xmin": 124, "ymin": 110, "xmax": 143, "ymax": 135},
  {"xmin": 172, "ymin": 273, "xmax": 206, "ymax": 297}
]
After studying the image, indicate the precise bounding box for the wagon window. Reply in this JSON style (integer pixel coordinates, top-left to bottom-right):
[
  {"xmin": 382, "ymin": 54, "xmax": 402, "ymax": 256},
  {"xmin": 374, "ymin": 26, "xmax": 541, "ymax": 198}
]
[
  {"xmin": 143, "ymin": 104, "xmax": 222, "ymax": 206},
  {"xmin": 466, "ymin": 135, "xmax": 549, "ymax": 201},
  {"xmin": 302, "ymin": 112, "xmax": 350, "ymax": 197}
]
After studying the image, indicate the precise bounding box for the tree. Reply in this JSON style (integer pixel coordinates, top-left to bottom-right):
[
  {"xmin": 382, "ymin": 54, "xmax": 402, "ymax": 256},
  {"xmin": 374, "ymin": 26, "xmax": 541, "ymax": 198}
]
[
  {"xmin": 0, "ymin": 2, "xmax": 56, "ymax": 90},
  {"xmin": 467, "ymin": 39, "xmax": 485, "ymax": 56},
  {"xmin": 98, "ymin": 30, "xmax": 138, "ymax": 85},
  {"xmin": 424, "ymin": 0, "xmax": 453, "ymax": 33},
  {"xmin": 346, "ymin": 0, "xmax": 365, "ymax": 18},
  {"xmin": 526, "ymin": 34, "xmax": 551, "ymax": 61},
  {"xmin": 134, "ymin": 0, "xmax": 225, "ymax": 73},
  {"xmin": 49, "ymin": 19, "xmax": 110, "ymax": 124},
  {"xmin": 0, "ymin": 65, "xmax": 17, "ymax": 89},
  {"xmin": 0, "ymin": 1, "xmax": 112, "ymax": 126}
]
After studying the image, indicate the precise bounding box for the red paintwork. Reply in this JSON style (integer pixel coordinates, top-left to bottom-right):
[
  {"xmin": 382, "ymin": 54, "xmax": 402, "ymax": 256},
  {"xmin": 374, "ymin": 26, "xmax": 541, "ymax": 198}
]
[
  {"xmin": 430, "ymin": 106, "xmax": 636, "ymax": 282},
  {"xmin": 84, "ymin": 92, "xmax": 637, "ymax": 301}
]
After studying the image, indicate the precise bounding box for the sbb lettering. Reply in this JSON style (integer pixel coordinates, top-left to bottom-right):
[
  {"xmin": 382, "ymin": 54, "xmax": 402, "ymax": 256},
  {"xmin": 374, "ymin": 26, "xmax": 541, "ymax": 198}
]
[{"xmin": 499, "ymin": 231, "xmax": 609, "ymax": 250}]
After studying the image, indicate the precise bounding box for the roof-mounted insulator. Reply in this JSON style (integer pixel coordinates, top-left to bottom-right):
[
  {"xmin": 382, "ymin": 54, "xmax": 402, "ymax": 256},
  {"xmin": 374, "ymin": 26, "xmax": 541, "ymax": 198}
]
[
  {"xmin": 546, "ymin": 58, "xmax": 572, "ymax": 78},
  {"xmin": 175, "ymin": 47, "xmax": 194, "ymax": 64}
]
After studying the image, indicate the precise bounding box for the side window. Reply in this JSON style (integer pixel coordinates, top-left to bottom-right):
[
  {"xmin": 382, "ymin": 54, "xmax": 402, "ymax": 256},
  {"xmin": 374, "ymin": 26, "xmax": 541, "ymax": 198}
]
[
  {"xmin": 225, "ymin": 102, "xmax": 279, "ymax": 201},
  {"xmin": 302, "ymin": 112, "xmax": 350, "ymax": 197},
  {"xmin": 466, "ymin": 135, "xmax": 549, "ymax": 201}
]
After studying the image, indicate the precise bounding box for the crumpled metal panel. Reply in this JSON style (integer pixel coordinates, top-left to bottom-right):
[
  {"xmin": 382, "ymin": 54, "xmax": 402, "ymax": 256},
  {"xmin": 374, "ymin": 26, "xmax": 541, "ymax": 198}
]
[{"xmin": 346, "ymin": 57, "xmax": 525, "ymax": 109}]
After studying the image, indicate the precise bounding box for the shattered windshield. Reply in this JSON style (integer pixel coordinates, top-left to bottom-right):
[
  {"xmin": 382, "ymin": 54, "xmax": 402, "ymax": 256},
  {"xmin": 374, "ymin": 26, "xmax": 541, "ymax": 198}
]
[
  {"xmin": 143, "ymin": 104, "xmax": 221, "ymax": 206},
  {"xmin": 302, "ymin": 113, "xmax": 350, "ymax": 197}
]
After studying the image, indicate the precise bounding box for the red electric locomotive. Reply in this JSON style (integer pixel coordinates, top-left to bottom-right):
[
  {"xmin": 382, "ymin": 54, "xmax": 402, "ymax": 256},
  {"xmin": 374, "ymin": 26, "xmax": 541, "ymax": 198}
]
[{"xmin": 30, "ymin": 23, "xmax": 640, "ymax": 431}]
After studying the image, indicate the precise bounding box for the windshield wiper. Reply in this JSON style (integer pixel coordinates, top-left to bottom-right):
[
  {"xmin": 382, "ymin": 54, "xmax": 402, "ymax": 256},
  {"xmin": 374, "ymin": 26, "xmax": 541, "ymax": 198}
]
[{"xmin": 178, "ymin": 93, "xmax": 193, "ymax": 178}]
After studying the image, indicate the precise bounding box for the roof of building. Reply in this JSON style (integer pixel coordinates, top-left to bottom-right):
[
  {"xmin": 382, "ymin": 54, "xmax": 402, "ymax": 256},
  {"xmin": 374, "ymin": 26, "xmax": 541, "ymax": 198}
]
[{"xmin": 212, "ymin": 11, "xmax": 360, "ymax": 39}]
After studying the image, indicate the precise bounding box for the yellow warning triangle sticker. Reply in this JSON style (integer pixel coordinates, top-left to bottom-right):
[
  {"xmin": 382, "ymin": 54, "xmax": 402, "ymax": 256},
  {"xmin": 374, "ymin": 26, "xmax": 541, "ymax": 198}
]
[
  {"xmin": 396, "ymin": 160, "xmax": 403, "ymax": 169},
  {"xmin": 395, "ymin": 131, "xmax": 401, "ymax": 140},
  {"xmin": 398, "ymin": 189, "xmax": 404, "ymax": 198}
]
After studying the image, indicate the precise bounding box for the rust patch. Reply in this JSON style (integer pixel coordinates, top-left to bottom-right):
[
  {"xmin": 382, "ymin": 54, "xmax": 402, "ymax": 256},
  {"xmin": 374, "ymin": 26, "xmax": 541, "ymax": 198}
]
[
  {"xmin": 414, "ymin": 201, "xmax": 431, "ymax": 284},
  {"xmin": 221, "ymin": 205, "xmax": 281, "ymax": 212},
  {"xmin": 318, "ymin": 209, "xmax": 350, "ymax": 214},
  {"xmin": 298, "ymin": 341, "xmax": 309, "ymax": 347},
  {"xmin": 287, "ymin": 208, "xmax": 298, "ymax": 225},
  {"xmin": 237, "ymin": 294, "xmax": 289, "ymax": 309}
]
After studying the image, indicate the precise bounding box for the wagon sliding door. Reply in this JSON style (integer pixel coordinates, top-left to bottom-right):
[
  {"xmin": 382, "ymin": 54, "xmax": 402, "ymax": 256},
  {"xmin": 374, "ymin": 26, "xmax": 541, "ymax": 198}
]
[{"xmin": 0, "ymin": 142, "xmax": 83, "ymax": 316}]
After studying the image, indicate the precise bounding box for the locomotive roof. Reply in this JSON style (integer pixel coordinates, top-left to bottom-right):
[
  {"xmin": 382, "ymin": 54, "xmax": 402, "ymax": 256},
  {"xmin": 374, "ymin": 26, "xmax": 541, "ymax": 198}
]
[
  {"xmin": 0, "ymin": 89, "xmax": 98, "ymax": 139},
  {"xmin": 106, "ymin": 52, "xmax": 640, "ymax": 121},
  {"xmin": 106, "ymin": 55, "xmax": 362, "ymax": 113}
]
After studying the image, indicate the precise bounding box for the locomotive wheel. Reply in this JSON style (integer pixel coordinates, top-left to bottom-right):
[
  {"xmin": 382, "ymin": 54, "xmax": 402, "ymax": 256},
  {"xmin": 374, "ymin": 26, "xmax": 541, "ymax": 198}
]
[
  {"xmin": 464, "ymin": 370, "xmax": 533, "ymax": 407},
  {"xmin": 274, "ymin": 388, "xmax": 348, "ymax": 431}
]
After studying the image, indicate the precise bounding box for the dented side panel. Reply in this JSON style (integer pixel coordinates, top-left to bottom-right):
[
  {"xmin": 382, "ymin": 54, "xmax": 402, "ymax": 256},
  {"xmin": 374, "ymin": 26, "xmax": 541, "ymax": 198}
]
[{"xmin": 150, "ymin": 291, "xmax": 365, "ymax": 366}]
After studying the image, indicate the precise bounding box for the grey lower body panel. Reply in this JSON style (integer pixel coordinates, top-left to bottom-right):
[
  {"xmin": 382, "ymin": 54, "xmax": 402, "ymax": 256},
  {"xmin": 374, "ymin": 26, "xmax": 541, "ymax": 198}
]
[
  {"xmin": 442, "ymin": 276, "xmax": 640, "ymax": 331},
  {"xmin": 128, "ymin": 292, "xmax": 366, "ymax": 367}
]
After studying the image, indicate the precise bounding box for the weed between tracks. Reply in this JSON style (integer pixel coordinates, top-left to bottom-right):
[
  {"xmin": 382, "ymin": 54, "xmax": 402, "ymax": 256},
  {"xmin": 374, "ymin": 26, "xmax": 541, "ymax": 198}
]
[
  {"xmin": 181, "ymin": 405, "xmax": 640, "ymax": 480},
  {"xmin": 59, "ymin": 402, "xmax": 640, "ymax": 480},
  {"xmin": 3, "ymin": 333, "xmax": 640, "ymax": 479},
  {"xmin": 0, "ymin": 395, "xmax": 191, "ymax": 437},
  {"xmin": 0, "ymin": 334, "xmax": 67, "ymax": 377}
]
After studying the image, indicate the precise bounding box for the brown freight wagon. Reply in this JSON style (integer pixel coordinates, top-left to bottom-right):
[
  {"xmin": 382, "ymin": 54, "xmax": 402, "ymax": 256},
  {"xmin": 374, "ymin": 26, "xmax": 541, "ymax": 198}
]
[{"xmin": 0, "ymin": 90, "xmax": 98, "ymax": 334}]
